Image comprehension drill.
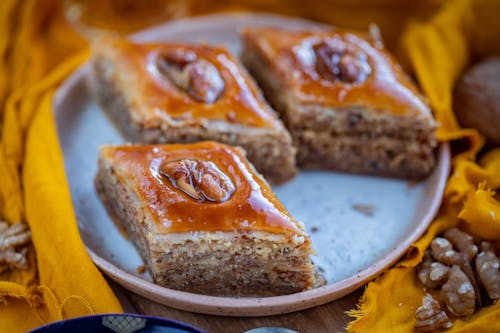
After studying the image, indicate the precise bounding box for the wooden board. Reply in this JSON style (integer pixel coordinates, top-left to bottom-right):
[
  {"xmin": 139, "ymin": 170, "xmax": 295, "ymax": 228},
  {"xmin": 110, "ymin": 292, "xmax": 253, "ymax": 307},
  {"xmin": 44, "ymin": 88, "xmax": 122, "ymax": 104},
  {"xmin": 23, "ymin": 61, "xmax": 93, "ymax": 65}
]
[{"xmin": 116, "ymin": 283, "xmax": 362, "ymax": 333}]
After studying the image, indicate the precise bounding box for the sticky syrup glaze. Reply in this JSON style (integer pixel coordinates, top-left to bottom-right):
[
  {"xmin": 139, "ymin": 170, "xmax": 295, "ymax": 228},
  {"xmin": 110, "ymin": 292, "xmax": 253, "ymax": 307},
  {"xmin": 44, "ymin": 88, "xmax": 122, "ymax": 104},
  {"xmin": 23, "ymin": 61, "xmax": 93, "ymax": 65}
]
[
  {"xmin": 100, "ymin": 142, "xmax": 304, "ymax": 235},
  {"xmin": 242, "ymin": 27, "xmax": 432, "ymax": 118},
  {"xmin": 101, "ymin": 38, "xmax": 278, "ymax": 128}
]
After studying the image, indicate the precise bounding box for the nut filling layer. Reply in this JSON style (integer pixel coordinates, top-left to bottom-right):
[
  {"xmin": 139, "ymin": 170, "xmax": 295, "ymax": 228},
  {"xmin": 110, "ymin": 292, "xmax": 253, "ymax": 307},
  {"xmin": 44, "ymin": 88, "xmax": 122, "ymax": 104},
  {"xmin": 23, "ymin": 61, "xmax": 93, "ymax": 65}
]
[
  {"xmin": 159, "ymin": 159, "xmax": 235, "ymax": 203},
  {"xmin": 155, "ymin": 49, "xmax": 225, "ymax": 103},
  {"xmin": 313, "ymin": 39, "xmax": 372, "ymax": 84}
]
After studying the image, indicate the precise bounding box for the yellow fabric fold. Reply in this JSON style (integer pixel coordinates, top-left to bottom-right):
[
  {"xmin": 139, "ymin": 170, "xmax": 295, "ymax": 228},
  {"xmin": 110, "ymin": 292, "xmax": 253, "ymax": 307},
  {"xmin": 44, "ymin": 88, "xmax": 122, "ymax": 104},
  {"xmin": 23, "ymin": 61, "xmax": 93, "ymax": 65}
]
[
  {"xmin": 0, "ymin": 0, "xmax": 121, "ymax": 332},
  {"xmin": 348, "ymin": 148, "xmax": 500, "ymax": 332},
  {"xmin": 24, "ymin": 81, "xmax": 122, "ymax": 317},
  {"xmin": 348, "ymin": 0, "xmax": 500, "ymax": 331}
]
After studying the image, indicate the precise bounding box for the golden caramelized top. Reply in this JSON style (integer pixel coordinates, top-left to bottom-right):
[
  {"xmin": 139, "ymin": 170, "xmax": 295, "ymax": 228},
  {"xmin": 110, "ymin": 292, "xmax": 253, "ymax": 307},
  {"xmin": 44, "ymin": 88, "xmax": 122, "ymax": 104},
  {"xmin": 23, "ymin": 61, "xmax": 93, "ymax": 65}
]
[
  {"xmin": 242, "ymin": 27, "xmax": 433, "ymax": 118},
  {"xmin": 99, "ymin": 142, "xmax": 305, "ymax": 236},
  {"xmin": 92, "ymin": 37, "xmax": 280, "ymax": 128}
]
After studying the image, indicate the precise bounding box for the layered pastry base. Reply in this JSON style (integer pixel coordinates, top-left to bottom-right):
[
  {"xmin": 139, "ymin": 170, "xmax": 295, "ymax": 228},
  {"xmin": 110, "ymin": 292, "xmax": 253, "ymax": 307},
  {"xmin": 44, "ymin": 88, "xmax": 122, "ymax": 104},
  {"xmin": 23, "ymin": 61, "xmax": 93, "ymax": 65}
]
[
  {"xmin": 90, "ymin": 37, "xmax": 296, "ymax": 184},
  {"xmin": 95, "ymin": 141, "xmax": 322, "ymax": 296},
  {"xmin": 241, "ymin": 27, "xmax": 437, "ymax": 180}
]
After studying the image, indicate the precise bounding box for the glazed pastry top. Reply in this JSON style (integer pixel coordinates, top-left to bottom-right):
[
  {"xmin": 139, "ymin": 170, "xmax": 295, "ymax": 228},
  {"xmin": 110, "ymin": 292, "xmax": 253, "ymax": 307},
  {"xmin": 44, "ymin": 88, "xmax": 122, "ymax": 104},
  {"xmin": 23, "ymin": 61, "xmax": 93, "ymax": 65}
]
[
  {"xmin": 242, "ymin": 27, "xmax": 433, "ymax": 119},
  {"xmin": 93, "ymin": 38, "xmax": 280, "ymax": 128},
  {"xmin": 99, "ymin": 142, "xmax": 306, "ymax": 237}
]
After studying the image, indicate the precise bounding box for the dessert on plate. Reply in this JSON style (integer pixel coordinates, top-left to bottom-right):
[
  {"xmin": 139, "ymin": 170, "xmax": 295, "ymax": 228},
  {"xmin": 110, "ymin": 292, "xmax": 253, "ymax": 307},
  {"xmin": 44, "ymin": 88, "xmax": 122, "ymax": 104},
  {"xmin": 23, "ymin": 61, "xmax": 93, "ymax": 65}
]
[
  {"xmin": 241, "ymin": 26, "xmax": 437, "ymax": 180},
  {"xmin": 95, "ymin": 141, "xmax": 323, "ymax": 296},
  {"xmin": 89, "ymin": 37, "xmax": 296, "ymax": 184}
]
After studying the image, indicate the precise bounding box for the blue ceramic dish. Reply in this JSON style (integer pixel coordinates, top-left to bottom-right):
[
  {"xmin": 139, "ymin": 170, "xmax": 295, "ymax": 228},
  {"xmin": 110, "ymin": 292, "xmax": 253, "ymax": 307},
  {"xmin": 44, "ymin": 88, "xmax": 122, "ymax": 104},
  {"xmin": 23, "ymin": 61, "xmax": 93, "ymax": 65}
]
[{"xmin": 28, "ymin": 313, "xmax": 205, "ymax": 333}]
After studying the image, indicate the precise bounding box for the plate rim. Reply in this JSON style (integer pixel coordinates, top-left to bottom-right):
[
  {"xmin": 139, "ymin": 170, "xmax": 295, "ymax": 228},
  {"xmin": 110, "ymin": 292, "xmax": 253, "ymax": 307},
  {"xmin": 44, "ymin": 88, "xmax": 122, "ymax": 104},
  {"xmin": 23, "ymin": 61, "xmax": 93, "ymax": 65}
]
[{"xmin": 53, "ymin": 12, "xmax": 451, "ymax": 317}]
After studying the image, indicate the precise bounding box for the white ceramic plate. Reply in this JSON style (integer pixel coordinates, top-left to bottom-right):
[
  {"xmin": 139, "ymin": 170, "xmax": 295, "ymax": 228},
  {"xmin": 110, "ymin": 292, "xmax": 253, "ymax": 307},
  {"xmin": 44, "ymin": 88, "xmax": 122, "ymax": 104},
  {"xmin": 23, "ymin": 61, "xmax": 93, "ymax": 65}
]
[{"xmin": 53, "ymin": 13, "xmax": 450, "ymax": 316}]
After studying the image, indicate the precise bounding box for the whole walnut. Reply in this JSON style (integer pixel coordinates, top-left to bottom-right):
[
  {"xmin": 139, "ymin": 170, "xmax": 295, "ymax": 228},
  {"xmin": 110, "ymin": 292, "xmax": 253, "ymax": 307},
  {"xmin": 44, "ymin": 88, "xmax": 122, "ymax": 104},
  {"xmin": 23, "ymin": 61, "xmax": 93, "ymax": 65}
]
[{"xmin": 453, "ymin": 58, "xmax": 500, "ymax": 145}]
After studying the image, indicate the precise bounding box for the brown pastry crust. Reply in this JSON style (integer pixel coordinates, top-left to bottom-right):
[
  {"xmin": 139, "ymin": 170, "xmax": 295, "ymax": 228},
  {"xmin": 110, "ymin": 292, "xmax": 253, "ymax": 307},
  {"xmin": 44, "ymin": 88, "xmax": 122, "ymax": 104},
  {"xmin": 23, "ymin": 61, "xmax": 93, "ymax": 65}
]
[
  {"xmin": 89, "ymin": 37, "xmax": 296, "ymax": 184},
  {"xmin": 95, "ymin": 141, "xmax": 322, "ymax": 296},
  {"xmin": 241, "ymin": 27, "xmax": 437, "ymax": 180}
]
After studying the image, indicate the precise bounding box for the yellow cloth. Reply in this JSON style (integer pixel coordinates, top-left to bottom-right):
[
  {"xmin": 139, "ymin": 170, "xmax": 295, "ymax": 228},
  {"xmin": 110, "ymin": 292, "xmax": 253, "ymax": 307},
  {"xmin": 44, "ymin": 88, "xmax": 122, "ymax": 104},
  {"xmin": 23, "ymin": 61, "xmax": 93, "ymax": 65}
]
[
  {"xmin": 347, "ymin": 0, "xmax": 500, "ymax": 332},
  {"xmin": 0, "ymin": 1, "xmax": 121, "ymax": 332}
]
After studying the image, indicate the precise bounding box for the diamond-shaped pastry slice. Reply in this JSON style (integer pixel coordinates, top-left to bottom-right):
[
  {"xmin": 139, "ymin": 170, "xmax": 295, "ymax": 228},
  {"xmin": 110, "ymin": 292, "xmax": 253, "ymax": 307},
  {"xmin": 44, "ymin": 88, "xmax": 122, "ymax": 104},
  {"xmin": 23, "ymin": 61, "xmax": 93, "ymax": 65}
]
[
  {"xmin": 241, "ymin": 27, "xmax": 437, "ymax": 179},
  {"xmin": 95, "ymin": 141, "xmax": 322, "ymax": 296}
]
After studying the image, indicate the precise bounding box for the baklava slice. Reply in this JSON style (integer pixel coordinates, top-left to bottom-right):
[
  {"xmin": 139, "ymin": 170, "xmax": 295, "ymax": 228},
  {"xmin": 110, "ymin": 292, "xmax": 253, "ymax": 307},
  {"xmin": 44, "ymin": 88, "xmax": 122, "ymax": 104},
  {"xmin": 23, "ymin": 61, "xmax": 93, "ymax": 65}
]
[
  {"xmin": 241, "ymin": 27, "xmax": 437, "ymax": 179},
  {"xmin": 90, "ymin": 37, "xmax": 296, "ymax": 184},
  {"xmin": 95, "ymin": 141, "xmax": 322, "ymax": 296}
]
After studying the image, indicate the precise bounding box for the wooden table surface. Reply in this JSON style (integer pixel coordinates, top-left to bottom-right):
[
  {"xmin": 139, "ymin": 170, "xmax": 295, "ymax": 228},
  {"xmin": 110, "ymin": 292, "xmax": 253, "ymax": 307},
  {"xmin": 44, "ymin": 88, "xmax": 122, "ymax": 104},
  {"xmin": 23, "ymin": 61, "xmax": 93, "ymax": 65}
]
[{"xmin": 111, "ymin": 281, "xmax": 362, "ymax": 333}]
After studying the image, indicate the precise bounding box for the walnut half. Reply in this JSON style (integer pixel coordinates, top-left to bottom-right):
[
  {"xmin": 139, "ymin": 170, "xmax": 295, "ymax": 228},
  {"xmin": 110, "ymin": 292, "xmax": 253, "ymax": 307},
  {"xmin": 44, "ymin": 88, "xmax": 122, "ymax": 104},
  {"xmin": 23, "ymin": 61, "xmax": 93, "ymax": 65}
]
[
  {"xmin": 155, "ymin": 49, "xmax": 225, "ymax": 103},
  {"xmin": 415, "ymin": 227, "xmax": 500, "ymax": 331},
  {"xmin": 415, "ymin": 293, "xmax": 452, "ymax": 332},
  {"xmin": 0, "ymin": 221, "xmax": 31, "ymax": 273},
  {"xmin": 159, "ymin": 159, "xmax": 235, "ymax": 203},
  {"xmin": 475, "ymin": 241, "xmax": 500, "ymax": 300},
  {"xmin": 313, "ymin": 39, "xmax": 371, "ymax": 84}
]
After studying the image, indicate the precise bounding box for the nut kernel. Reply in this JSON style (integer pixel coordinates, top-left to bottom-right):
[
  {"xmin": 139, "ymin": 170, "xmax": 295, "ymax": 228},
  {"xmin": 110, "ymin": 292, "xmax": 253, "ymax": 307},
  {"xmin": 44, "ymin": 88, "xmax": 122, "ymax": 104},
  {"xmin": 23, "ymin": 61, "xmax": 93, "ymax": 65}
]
[
  {"xmin": 155, "ymin": 50, "xmax": 224, "ymax": 103},
  {"xmin": 159, "ymin": 159, "xmax": 235, "ymax": 203}
]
